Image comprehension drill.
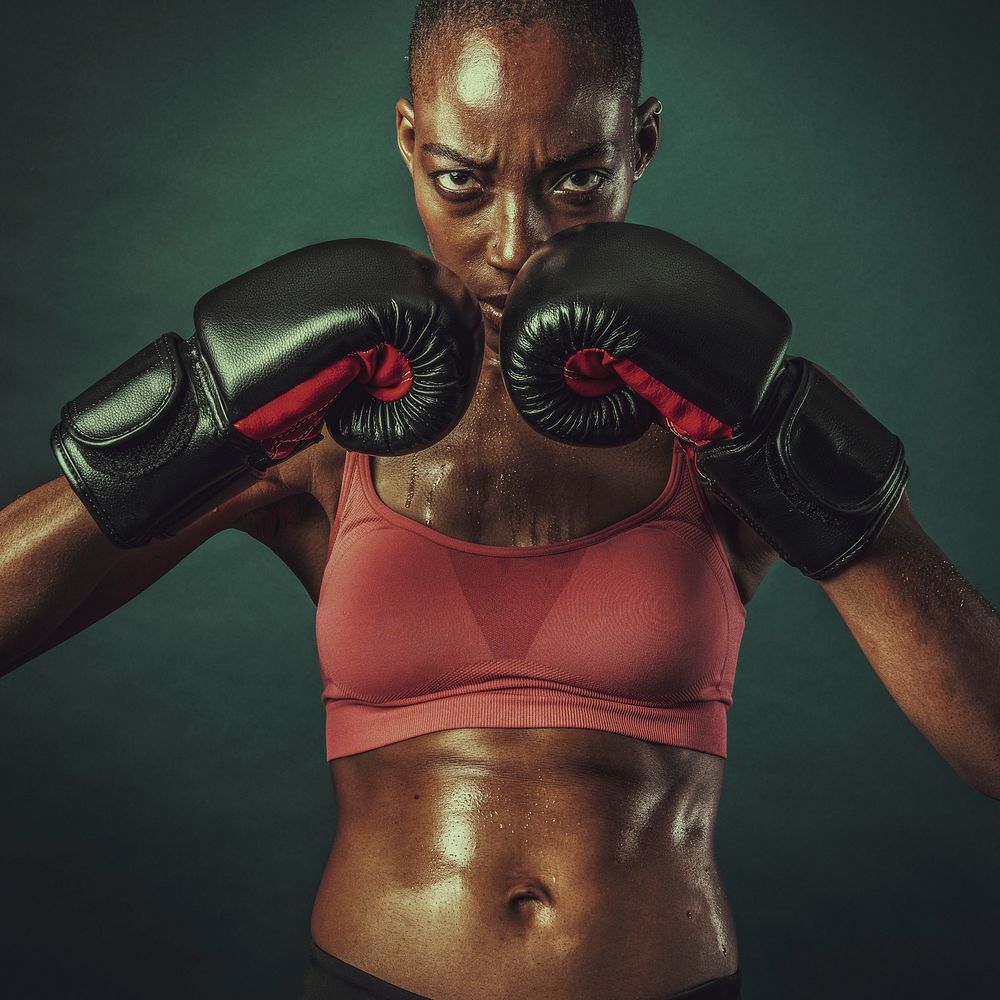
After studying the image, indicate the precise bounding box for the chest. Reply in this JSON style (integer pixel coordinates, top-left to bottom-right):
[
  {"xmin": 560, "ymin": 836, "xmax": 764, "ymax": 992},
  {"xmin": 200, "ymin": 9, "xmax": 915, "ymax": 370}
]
[
  {"xmin": 368, "ymin": 381, "xmax": 680, "ymax": 549},
  {"xmin": 280, "ymin": 379, "xmax": 771, "ymax": 605}
]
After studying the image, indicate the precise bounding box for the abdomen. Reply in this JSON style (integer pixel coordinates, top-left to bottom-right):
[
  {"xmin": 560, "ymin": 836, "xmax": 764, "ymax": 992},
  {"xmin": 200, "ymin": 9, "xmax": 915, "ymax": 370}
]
[{"xmin": 311, "ymin": 727, "xmax": 738, "ymax": 1000}]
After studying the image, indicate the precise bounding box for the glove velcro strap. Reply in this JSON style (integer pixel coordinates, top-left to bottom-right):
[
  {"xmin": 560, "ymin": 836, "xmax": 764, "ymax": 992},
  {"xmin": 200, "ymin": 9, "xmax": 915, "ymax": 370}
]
[
  {"xmin": 52, "ymin": 334, "xmax": 267, "ymax": 547},
  {"xmin": 695, "ymin": 358, "xmax": 909, "ymax": 578},
  {"xmin": 61, "ymin": 334, "xmax": 198, "ymax": 479},
  {"xmin": 65, "ymin": 333, "xmax": 186, "ymax": 447}
]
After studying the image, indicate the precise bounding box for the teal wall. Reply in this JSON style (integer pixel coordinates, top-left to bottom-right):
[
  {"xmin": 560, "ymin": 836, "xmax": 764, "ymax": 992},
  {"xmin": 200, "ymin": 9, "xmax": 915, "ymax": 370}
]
[{"xmin": 2, "ymin": 1, "xmax": 997, "ymax": 996}]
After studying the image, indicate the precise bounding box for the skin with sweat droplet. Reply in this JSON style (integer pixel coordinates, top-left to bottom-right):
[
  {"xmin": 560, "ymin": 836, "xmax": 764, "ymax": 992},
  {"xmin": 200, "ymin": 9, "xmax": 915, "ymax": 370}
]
[{"xmin": 306, "ymin": 19, "xmax": 766, "ymax": 1000}]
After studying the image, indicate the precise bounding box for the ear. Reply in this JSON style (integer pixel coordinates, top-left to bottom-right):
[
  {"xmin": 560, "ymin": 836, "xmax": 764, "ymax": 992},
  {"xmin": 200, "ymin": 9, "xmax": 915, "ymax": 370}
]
[
  {"xmin": 632, "ymin": 97, "xmax": 661, "ymax": 181},
  {"xmin": 396, "ymin": 98, "xmax": 416, "ymax": 176}
]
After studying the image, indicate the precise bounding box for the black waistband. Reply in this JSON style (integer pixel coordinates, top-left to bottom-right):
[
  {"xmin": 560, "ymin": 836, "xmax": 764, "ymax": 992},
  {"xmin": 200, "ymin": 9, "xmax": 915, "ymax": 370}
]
[{"xmin": 301, "ymin": 939, "xmax": 742, "ymax": 1000}]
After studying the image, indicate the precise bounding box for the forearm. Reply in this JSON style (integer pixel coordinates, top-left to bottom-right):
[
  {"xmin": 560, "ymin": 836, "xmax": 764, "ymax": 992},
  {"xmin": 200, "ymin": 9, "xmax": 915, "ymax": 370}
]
[
  {"xmin": 0, "ymin": 477, "xmax": 124, "ymax": 673},
  {"xmin": 820, "ymin": 494, "xmax": 1000, "ymax": 797}
]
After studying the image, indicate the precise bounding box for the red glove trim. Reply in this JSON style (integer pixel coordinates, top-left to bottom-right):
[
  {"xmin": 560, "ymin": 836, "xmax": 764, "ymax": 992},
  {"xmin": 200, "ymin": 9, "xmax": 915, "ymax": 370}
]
[
  {"xmin": 351, "ymin": 343, "xmax": 413, "ymax": 402},
  {"xmin": 563, "ymin": 348, "xmax": 732, "ymax": 446},
  {"xmin": 234, "ymin": 344, "xmax": 413, "ymax": 461}
]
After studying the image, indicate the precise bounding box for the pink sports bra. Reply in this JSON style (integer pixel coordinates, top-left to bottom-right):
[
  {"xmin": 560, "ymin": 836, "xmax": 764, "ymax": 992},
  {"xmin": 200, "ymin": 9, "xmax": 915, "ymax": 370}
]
[{"xmin": 315, "ymin": 439, "xmax": 746, "ymax": 761}]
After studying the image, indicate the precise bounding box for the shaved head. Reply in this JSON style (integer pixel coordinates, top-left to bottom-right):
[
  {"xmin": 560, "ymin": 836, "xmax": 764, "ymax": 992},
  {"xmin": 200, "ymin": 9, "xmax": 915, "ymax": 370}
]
[{"xmin": 407, "ymin": 0, "xmax": 643, "ymax": 106}]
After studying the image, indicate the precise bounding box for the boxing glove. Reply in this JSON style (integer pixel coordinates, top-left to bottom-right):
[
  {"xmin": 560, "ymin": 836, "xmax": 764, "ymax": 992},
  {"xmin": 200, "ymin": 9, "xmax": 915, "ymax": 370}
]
[
  {"xmin": 52, "ymin": 239, "xmax": 484, "ymax": 547},
  {"xmin": 500, "ymin": 222, "xmax": 907, "ymax": 579}
]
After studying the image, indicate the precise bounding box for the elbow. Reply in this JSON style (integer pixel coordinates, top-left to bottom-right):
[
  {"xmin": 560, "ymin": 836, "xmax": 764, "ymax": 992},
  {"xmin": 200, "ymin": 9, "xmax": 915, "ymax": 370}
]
[
  {"xmin": 0, "ymin": 640, "xmax": 15, "ymax": 678},
  {"xmin": 972, "ymin": 778, "xmax": 1000, "ymax": 802},
  {"xmin": 933, "ymin": 720, "xmax": 1000, "ymax": 800},
  {"xmin": 972, "ymin": 782, "xmax": 1000, "ymax": 802},
  {"xmin": 951, "ymin": 756, "xmax": 1000, "ymax": 801},
  {"xmin": 0, "ymin": 650, "xmax": 21, "ymax": 679},
  {"xmin": 0, "ymin": 636, "xmax": 44, "ymax": 678},
  {"xmin": 975, "ymin": 742, "xmax": 1000, "ymax": 801}
]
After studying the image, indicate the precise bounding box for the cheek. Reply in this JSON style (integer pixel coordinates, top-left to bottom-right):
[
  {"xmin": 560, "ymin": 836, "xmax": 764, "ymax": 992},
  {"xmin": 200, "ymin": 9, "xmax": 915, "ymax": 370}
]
[
  {"xmin": 412, "ymin": 178, "xmax": 439, "ymax": 237},
  {"xmin": 596, "ymin": 171, "xmax": 633, "ymax": 222},
  {"xmin": 414, "ymin": 187, "xmax": 484, "ymax": 271}
]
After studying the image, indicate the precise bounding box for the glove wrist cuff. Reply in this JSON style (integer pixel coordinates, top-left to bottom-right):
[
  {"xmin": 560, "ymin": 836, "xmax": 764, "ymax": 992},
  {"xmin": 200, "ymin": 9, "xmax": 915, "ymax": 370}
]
[
  {"xmin": 696, "ymin": 358, "xmax": 909, "ymax": 578},
  {"xmin": 51, "ymin": 332, "xmax": 270, "ymax": 547}
]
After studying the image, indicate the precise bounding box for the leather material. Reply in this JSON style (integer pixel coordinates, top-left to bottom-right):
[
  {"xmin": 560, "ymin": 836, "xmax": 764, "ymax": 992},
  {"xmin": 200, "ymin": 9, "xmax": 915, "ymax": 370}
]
[
  {"xmin": 194, "ymin": 239, "xmax": 483, "ymax": 454},
  {"xmin": 52, "ymin": 240, "xmax": 484, "ymax": 547},
  {"xmin": 500, "ymin": 222, "xmax": 908, "ymax": 578},
  {"xmin": 501, "ymin": 222, "xmax": 790, "ymax": 445},
  {"xmin": 696, "ymin": 357, "xmax": 908, "ymax": 578},
  {"xmin": 52, "ymin": 333, "xmax": 268, "ymax": 547},
  {"xmin": 64, "ymin": 334, "xmax": 186, "ymax": 446}
]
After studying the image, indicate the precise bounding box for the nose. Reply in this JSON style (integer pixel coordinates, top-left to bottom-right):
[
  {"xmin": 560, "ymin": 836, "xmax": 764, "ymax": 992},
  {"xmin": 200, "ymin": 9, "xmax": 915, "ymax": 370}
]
[{"xmin": 485, "ymin": 192, "xmax": 549, "ymax": 275}]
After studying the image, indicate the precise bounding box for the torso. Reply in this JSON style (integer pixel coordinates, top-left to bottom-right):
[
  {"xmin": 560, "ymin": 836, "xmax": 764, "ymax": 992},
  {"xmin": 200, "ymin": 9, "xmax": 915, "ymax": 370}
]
[
  {"xmin": 314, "ymin": 729, "xmax": 732, "ymax": 1000},
  {"xmin": 240, "ymin": 355, "xmax": 775, "ymax": 999}
]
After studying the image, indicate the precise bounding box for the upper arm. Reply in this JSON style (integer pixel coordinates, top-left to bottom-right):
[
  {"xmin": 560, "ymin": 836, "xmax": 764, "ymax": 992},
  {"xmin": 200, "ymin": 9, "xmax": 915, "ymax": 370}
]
[
  {"xmin": 9, "ymin": 435, "xmax": 345, "ymax": 668},
  {"xmin": 223, "ymin": 432, "xmax": 348, "ymax": 604},
  {"xmin": 5, "ymin": 471, "xmax": 290, "ymax": 669}
]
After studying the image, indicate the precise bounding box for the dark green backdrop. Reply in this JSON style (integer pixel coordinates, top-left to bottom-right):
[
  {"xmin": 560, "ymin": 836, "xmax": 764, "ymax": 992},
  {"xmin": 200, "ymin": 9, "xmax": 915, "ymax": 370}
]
[{"xmin": 2, "ymin": 1, "xmax": 998, "ymax": 997}]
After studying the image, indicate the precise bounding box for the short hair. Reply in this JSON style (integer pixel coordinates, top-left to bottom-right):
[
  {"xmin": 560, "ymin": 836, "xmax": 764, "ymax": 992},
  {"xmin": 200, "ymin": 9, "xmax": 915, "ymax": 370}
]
[{"xmin": 407, "ymin": 0, "xmax": 643, "ymax": 106}]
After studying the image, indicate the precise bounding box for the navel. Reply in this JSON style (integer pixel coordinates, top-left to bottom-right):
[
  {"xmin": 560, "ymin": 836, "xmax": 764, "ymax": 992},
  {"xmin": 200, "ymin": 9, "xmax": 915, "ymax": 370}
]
[{"xmin": 504, "ymin": 877, "xmax": 556, "ymax": 926}]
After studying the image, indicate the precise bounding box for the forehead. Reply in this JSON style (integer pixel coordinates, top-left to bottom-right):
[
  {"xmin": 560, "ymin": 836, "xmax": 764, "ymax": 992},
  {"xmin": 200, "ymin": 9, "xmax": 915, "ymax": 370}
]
[{"xmin": 415, "ymin": 23, "xmax": 632, "ymax": 155}]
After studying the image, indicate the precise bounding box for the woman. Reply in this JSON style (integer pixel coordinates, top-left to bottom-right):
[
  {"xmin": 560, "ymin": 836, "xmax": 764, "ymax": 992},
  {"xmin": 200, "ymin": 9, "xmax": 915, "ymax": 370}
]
[{"xmin": 2, "ymin": 2, "xmax": 998, "ymax": 998}]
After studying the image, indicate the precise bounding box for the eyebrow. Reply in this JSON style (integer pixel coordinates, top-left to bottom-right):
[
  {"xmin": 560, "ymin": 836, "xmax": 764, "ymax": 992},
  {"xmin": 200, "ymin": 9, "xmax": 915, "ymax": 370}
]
[{"xmin": 420, "ymin": 140, "xmax": 619, "ymax": 172}]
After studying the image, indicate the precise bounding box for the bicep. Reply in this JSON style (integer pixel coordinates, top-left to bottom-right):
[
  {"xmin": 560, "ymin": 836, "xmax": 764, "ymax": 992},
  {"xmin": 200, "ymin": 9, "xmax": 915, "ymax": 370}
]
[
  {"xmin": 230, "ymin": 433, "xmax": 347, "ymax": 604},
  {"xmin": 8, "ymin": 470, "xmax": 300, "ymax": 669},
  {"xmin": 234, "ymin": 490, "xmax": 334, "ymax": 604},
  {"xmin": 13, "ymin": 433, "xmax": 345, "ymax": 666}
]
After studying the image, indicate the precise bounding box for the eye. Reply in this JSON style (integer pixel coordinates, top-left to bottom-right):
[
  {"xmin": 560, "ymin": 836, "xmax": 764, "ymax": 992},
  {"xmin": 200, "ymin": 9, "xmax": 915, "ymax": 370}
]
[
  {"xmin": 432, "ymin": 170, "xmax": 483, "ymax": 196},
  {"xmin": 554, "ymin": 170, "xmax": 608, "ymax": 196}
]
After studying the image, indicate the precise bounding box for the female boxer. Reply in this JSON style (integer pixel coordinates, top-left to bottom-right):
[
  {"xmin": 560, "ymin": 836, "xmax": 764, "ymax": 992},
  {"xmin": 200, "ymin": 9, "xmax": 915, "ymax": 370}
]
[{"xmin": 2, "ymin": 3, "xmax": 998, "ymax": 999}]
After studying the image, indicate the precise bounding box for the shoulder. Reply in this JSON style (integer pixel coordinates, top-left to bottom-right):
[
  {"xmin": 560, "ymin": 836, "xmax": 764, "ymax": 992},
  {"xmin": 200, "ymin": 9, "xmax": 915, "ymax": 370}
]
[
  {"xmin": 227, "ymin": 431, "xmax": 347, "ymax": 546},
  {"xmin": 223, "ymin": 433, "xmax": 349, "ymax": 602},
  {"xmin": 614, "ymin": 425, "xmax": 778, "ymax": 604}
]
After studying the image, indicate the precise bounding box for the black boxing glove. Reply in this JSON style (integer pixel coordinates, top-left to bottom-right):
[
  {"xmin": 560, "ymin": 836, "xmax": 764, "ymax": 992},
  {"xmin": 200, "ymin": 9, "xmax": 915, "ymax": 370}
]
[
  {"xmin": 500, "ymin": 222, "xmax": 907, "ymax": 579},
  {"xmin": 52, "ymin": 239, "xmax": 483, "ymax": 547}
]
